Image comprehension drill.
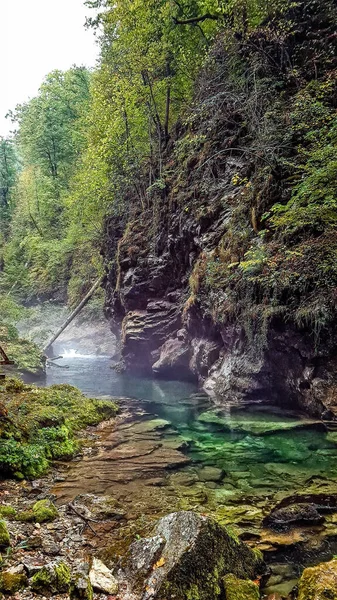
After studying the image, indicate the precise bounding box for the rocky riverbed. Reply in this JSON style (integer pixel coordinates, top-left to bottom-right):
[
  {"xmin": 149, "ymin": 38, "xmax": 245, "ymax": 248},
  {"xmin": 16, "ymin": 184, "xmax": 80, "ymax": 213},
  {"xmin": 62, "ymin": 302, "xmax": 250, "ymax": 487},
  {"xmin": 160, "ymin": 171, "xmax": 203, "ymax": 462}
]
[{"xmin": 2, "ymin": 397, "xmax": 337, "ymax": 599}]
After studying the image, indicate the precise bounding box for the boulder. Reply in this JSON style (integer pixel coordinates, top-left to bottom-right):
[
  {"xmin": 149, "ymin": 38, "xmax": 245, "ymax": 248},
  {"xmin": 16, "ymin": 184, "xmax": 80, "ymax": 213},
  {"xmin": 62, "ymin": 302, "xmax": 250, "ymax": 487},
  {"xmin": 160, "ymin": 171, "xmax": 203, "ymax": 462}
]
[
  {"xmin": 121, "ymin": 511, "xmax": 263, "ymax": 599},
  {"xmin": 152, "ymin": 337, "xmax": 191, "ymax": 378},
  {"xmin": 298, "ymin": 559, "xmax": 337, "ymax": 600},
  {"xmin": 89, "ymin": 558, "xmax": 118, "ymax": 595}
]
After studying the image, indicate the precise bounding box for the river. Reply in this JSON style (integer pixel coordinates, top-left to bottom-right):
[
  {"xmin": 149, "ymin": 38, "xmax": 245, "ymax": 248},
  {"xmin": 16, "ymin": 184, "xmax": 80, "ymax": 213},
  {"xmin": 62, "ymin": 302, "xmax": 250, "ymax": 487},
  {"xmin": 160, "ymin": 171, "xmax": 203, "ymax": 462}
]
[{"xmin": 39, "ymin": 353, "xmax": 337, "ymax": 596}]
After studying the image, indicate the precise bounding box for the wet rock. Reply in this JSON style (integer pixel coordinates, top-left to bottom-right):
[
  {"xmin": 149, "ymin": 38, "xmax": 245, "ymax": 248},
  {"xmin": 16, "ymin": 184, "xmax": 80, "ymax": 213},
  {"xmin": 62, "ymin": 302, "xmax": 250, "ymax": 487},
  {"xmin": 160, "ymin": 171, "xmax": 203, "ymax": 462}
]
[
  {"xmin": 223, "ymin": 574, "xmax": 260, "ymax": 599},
  {"xmin": 152, "ymin": 337, "xmax": 191, "ymax": 378},
  {"xmin": 298, "ymin": 559, "xmax": 337, "ymax": 600},
  {"xmin": 197, "ymin": 466, "xmax": 224, "ymax": 482},
  {"xmin": 0, "ymin": 520, "xmax": 10, "ymax": 547},
  {"xmin": 168, "ymin": 472, "xmax": 198, "ymax": 487},
  {"xmin": 265, "ymin": 503, "xmax": 324, "ymax": 531},
  {"xmin": 89, "ymin": 558, "xmax": 118, "ymax": 594},
  {"xmin": 0, "ymin": 565, "xmax": 28, "ymax": 594},
  {"xmin": 263, "ymin": 580, "xmax": 298, "ymax": 598},
  {"xmin": 122, "ymin": 511, "xmax": 263, "ymax": 599}
]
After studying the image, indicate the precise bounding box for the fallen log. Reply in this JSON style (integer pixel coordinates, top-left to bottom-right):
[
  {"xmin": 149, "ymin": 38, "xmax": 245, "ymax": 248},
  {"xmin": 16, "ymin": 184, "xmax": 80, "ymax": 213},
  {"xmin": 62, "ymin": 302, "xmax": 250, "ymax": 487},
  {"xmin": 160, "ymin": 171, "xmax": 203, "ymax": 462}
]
[{"xmin": 43, "ymin": 276, "xmax": 103, "ymax": 355}]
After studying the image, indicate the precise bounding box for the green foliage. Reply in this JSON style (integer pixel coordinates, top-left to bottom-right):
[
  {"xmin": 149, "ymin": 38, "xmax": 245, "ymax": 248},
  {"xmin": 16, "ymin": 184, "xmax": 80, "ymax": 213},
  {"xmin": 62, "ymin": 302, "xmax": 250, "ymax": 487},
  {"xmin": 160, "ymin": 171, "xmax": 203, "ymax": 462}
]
[{"xmin": 0, "ymin": 379, "xmax": 118, "ymax": 478}]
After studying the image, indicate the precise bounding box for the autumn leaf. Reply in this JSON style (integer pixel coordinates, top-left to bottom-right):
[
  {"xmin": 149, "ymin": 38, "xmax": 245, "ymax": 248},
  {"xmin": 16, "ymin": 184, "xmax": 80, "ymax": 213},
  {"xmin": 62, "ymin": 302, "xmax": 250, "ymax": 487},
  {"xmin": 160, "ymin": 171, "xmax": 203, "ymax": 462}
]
[{"xmin": 153, "ymin": 556, "xmax": 166, "ymax": 569}]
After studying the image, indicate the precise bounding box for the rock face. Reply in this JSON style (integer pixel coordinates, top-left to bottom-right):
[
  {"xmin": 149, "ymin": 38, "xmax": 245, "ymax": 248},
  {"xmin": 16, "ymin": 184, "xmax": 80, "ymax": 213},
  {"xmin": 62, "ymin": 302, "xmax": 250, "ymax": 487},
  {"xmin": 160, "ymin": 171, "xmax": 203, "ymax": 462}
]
[
  {"xmin": 102, "ymin": 2, "xmax": 337, "ymax": 420},
  {"xmin": 298, "ymin": 559, "xmax": 337, "ymax": 600},
  {"xmin": 120, "ymin": 511, "xmax": 263, "ymax": 600}
]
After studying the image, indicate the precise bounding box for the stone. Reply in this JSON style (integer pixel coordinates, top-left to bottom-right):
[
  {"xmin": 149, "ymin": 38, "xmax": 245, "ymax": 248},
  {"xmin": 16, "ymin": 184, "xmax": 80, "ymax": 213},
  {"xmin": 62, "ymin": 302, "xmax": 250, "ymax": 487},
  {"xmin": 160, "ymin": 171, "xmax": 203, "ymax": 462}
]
[
  {"xmin": 152, "ymin": 337, "xmax": 191, "ymax": 378},
  {"xmin": 265, "ymin": 503, "xmax": 324, "ymax": 531},
  {"xmin": 70, "ymin": 575, "xmax": 93, "ymax": 600},
  {"xmin": 223, "ymin": 574, "xmax": 260, "ymax": 599},
  {"xmin": 263, "ymin": 580, "xmax": 298, "ymax": 597},
  {"xmin": 122, "ymin": 511, "xmax": 263, "ymax": 599},
  {"xmin": 298, "ymin": 559, "xmax": 337, "ymax": 600},
  {"xmin": 0, "ymin": 520, "xmax": 10, "ymax": 547},
  {"xmin": 89, "ymin": 558, "xmax": 118, "ymax": 594},
  {"xmin": 42, "ymin": 537, "xmax": 61, "ymax": 555},
  {"xmin": 197, "ymin": 466, "xmax": 225, "ymax": 482},
  {"xmin": 32, "ymin": 499, "xmax": 59, "ymax": 523},
  {"xmin": 0, "ymin": 565, "xmax": 28, "ymax": 594},
  {"xmin": 30, "ymin": 561, "xmax": 71, "ymax": 594}
]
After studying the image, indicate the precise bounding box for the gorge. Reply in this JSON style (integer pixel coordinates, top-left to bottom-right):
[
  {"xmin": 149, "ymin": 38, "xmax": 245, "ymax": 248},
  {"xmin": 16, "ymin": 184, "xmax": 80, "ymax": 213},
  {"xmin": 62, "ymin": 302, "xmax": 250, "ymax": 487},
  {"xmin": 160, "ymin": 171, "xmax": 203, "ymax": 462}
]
[{"xmin": 0, "ymin": 0, "xmax": 337, "ymax": 598}]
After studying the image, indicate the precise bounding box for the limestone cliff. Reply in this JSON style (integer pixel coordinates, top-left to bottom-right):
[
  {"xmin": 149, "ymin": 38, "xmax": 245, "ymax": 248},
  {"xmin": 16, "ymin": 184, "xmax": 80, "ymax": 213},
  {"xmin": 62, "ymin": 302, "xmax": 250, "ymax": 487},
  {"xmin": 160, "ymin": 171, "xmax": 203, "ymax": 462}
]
[{"xmin": 103, "ymin": 0, "xmax": 337, "ymax": 419}]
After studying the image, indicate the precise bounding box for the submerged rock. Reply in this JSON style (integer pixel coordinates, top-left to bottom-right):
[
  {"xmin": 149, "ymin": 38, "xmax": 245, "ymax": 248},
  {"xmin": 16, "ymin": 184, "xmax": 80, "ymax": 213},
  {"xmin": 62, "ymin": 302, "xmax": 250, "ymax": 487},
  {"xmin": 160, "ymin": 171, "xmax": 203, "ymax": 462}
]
[
  {"xmin": 121, "ymin": 510, "xmax": 263, "ymax": 599},
  {"xmin": 298, "ymin": 559, "xmax": 337, "ymax": 600},
  {"xmin": 197, "ymin": 466, "xmax": 225, "ymax": 482},
  {"xmin": 265, "ymin": 503, "xmax": 324, "ymax": 531}
]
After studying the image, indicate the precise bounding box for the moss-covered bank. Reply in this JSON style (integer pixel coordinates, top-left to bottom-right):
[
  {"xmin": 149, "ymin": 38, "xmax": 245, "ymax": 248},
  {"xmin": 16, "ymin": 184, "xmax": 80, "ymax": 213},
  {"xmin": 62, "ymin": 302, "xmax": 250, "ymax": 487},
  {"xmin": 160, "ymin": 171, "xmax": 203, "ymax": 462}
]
[{"xmin": 0, "ymin": 378, "xmax": 117, "ymax": 478}]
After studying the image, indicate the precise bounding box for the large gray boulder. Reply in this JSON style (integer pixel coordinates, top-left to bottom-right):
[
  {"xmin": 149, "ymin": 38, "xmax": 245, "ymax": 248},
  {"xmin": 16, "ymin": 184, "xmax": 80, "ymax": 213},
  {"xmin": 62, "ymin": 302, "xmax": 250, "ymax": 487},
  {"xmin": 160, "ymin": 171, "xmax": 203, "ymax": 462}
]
[{"xmin": 120, "ymin": 511, "xmax": 263, "ymax": 599}]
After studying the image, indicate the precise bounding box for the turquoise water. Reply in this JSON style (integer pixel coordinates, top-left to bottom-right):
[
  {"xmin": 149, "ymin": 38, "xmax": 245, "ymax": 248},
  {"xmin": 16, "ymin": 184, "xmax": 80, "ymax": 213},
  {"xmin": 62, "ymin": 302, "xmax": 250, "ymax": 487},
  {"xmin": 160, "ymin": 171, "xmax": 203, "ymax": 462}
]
[{"xmin": 44, "ymin": 356, "xmax": 337, "ymax": 498}]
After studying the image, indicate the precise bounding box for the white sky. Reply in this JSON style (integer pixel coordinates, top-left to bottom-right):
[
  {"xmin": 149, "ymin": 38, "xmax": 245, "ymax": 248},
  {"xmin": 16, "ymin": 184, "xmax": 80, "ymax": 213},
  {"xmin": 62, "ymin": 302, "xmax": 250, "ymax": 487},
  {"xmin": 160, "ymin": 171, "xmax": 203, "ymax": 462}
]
[{"xmin": 0, "ymin": 0, "xmax": 99, "ymax": 136}]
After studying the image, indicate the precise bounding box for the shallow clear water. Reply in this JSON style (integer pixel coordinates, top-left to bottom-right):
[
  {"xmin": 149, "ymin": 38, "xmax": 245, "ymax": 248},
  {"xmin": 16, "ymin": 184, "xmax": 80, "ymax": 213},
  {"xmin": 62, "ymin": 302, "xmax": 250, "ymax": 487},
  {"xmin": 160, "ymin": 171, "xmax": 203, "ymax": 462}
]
[{"xmin": 44, "ymin": 355, "xmax": 337, "ymax": 498}]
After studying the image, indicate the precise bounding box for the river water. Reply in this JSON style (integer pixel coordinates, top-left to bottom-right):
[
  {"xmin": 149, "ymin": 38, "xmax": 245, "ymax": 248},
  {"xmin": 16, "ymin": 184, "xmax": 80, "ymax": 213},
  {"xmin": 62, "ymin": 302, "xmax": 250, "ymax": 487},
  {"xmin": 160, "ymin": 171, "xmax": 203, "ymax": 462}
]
[
  {"xmin": 44, "ymin": 353, "xmax": 337, "ymax": 502},
  {"xmin": 42, "ymin": 353, "xmax": 337, "ymax": 596}
]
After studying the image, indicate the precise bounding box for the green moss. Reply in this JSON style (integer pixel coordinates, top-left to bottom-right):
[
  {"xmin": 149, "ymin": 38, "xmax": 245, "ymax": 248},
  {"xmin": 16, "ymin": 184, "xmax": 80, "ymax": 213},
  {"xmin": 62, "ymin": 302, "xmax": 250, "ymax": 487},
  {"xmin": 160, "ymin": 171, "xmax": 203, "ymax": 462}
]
[
  {"xmin": 30, "ymin": 567, "xmax": 54, "ymax": 592},
  {"xmin": 54, "ymin": 562, "xmax": 71, "ymax": 590},
  {"xmin": 186, "ymin": 584, "xmax": 201, "ymax": 599},
  {"xmin": 31, "ymin": 562, "xmax": 71, "ymax": 594},
  {"xmin": 33, "ymin": 499, "xmax": 58, "ymax": 523},
  {"xmin": 0, "ymin": 570, "xmax": 27, "ymax": 593},
  {"xmin": 0, "ymin": 521, "xmax": 10, "ymax": 548},
  {"xmin": 223, "ymin": 574, "xmax": 260, "ymax": 600},
  {"xmin": 0, "ymin": 506, "xmax": 16, "ymax": 519},
  {"xmin": 0, "ymin": 379, "xmax": 118, "ymax": 478},
  {"xmin": 298, "ymin": 559, "xmax": 337, "ymax": 600},
  {"xmin": 15, "ymin": 510, "xmax": 34, "ymax": 522}
]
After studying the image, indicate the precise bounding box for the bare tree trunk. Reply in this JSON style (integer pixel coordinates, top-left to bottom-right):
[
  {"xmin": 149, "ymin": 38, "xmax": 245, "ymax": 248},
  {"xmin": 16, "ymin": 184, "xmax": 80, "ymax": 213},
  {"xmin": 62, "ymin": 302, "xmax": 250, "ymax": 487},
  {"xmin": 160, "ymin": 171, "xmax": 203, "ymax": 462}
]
[{"xmin": 43, "ymin": 276, "xmax": 103, "ymax": 354}]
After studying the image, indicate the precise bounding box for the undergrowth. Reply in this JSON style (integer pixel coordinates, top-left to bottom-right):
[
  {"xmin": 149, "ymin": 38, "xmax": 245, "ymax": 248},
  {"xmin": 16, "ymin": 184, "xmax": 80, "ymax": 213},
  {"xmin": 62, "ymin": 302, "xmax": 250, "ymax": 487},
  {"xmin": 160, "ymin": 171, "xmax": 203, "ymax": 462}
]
[{"xmin": 0, "ymin": 379, "xmax": 118, "ymax": 479}]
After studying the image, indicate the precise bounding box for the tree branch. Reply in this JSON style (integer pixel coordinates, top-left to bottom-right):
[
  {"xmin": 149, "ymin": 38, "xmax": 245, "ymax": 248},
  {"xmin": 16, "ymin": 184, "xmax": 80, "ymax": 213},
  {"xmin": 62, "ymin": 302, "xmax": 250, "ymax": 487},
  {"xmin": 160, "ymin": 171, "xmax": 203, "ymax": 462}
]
[{"xmin": 173, "ymin": 13, "xmax": 219, "ymax": 25}]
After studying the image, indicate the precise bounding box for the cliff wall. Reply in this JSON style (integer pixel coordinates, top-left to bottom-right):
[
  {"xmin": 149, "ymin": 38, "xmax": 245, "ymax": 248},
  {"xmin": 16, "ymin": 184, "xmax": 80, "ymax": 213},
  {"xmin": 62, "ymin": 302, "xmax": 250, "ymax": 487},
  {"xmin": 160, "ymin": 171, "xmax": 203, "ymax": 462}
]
[{"xmin": 103, "ymin": 0, "xmax": 337, "ymax": 419}]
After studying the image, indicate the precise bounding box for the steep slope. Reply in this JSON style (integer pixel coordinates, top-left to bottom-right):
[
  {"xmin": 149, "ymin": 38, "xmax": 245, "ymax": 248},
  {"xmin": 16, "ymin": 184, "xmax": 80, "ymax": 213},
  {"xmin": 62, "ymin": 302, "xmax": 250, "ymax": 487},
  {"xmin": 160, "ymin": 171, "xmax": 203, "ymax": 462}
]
[{"xmin": 103, "ymin": 0, "xmax": 337, "ymax": 418}]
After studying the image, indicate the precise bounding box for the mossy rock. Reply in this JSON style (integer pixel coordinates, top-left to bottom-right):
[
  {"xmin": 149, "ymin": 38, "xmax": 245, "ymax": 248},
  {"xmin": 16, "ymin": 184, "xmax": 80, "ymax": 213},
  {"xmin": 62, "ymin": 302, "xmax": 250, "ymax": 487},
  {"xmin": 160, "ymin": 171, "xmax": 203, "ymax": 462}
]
[
  {"xmin": 33, "ymin": 499, "xmax": 58, "ymax": 523},
  {"xmin": 0, "ymin": 506, "xmax": 16, "ymax": 519},
  {"xmin": 30, "ymin": 561, "xmax": 71, "ymax": 593},
  {"xmin": 223, "ymin": 574, "xmax": 260, "ymax": 599},
  {"xmin": 298, "ymin": 559, "xmax": 337, "ymax": 600},
  {"xmin": 0, "ymin": 566, "xmax": 27, "ymax": 594},
  {"xmin": 125, "ymin": 511, "xmax": 264, "ymax": 600},
  {"xmin": 15, "ymin": 510, "xmax": 35, "ymax": 522},
  {"xmin": 0, "ymin": 521, "xmax": 10, "ymax": 548}
]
